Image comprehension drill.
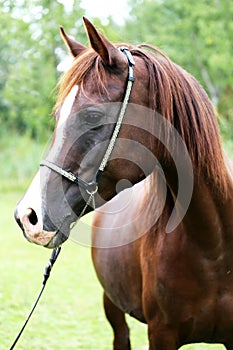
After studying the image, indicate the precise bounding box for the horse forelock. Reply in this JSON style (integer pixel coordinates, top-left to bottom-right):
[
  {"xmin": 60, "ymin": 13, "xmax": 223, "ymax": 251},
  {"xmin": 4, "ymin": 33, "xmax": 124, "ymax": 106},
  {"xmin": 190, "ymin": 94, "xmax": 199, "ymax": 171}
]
[
  {"xmin": 54, "ymin": 49, "xmax": 109, "ymax": 112},
  {"xmin": 54, "ymin": 43, "xmax": 228, "ymax": 195}
]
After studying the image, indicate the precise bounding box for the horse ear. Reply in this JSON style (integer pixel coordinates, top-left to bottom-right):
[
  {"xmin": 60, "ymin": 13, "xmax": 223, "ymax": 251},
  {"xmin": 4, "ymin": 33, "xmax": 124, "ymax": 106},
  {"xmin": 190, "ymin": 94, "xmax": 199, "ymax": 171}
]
[
  {"xmin": 83, "ymin": 17, "xmax": 126, "ymax": 67},
  {"xmin": 60, "ymin": 26, "xmax": 87, "ymax": 57}
]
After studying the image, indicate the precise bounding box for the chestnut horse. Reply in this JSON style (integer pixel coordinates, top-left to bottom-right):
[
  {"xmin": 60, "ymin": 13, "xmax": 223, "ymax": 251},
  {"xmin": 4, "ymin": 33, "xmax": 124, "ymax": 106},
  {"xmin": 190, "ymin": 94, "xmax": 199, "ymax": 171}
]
[{"xmin": 15, "ymin": 18, "xmax": 233, "ymax": 349}]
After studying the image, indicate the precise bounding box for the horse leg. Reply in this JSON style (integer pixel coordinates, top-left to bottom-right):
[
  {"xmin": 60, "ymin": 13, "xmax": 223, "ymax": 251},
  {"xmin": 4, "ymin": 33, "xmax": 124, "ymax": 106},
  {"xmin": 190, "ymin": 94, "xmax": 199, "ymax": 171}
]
[
  {"xmin": 147, "ymin": 319, "xmax": 178, "ymax": 350},
  {"xmin": 103, "ymin": 292, "xmax": 131, "ymax": 350}
]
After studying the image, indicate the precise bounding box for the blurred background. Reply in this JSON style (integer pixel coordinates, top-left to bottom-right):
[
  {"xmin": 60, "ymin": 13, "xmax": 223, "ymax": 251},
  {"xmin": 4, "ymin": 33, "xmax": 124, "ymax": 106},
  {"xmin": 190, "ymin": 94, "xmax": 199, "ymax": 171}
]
[
  {"xmin": 0, "ymin": 0, "xmax": 232, "ymax": 191},
  {"xmin": 0, "ymin": 0, "xmax": 232, "ymax": 348}
]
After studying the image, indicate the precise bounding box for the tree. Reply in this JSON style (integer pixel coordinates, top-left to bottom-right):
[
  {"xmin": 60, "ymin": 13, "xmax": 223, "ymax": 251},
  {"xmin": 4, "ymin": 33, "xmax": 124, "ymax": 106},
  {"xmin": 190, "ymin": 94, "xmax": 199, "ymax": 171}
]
[
  {"xmin": 1, "ymin": 0, "xmax": 232, "ymax": 141},
  {"xmin": 122, "ymin": 0, "xmax": 233, "ymax": 139},
  {"xmin": 0, "ymin": 0, "xmax": 86, "ymax": 138}
]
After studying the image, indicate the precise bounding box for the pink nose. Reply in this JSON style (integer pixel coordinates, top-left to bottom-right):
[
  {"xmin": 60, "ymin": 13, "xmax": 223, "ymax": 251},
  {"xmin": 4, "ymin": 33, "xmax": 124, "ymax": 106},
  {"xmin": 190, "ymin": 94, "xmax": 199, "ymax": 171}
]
[
  {"xmin": 21, "ymin": 208, "xmax": 42, "ymax": 239},
  {"xmin": 15, "ymin": 207, "xmax": 56, "ymax": 246}
]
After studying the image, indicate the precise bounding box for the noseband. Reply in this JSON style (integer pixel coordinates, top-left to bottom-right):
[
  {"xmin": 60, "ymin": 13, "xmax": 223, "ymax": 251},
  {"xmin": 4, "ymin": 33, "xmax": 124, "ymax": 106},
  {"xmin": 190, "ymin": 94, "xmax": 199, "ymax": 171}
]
[{"xmin": 40, "ymin": 48, "xmax": 135, "ymax": 211}]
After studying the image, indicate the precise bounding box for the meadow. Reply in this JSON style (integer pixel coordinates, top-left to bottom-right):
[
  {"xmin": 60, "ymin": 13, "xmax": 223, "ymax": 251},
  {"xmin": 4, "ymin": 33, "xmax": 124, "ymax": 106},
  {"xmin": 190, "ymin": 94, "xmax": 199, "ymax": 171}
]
[{"xmin": 0, "ymin": 134, "xmax": 231, "ymax": 349}]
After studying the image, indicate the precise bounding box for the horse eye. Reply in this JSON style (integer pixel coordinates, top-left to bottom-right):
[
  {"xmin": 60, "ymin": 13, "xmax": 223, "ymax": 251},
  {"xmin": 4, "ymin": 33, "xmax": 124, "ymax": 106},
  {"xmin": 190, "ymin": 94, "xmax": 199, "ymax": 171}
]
[{"xmin": 85, "ymin": 112, "xmax": 103, "ymax": 125}]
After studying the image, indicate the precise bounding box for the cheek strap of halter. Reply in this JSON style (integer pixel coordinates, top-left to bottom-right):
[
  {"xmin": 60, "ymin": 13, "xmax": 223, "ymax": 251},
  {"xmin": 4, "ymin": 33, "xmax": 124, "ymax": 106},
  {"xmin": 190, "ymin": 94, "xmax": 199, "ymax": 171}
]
[
  {"xmin": 97, "ymin": 47, "xmax": 135, "ymax": 174},
  {"xmin": 40, "ymin": 47, "xmax": 135, "ymax": 196}
]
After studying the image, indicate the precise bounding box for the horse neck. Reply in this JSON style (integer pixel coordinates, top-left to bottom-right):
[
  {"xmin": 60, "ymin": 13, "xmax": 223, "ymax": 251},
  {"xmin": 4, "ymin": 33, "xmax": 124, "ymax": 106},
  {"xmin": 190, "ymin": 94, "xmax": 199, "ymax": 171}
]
[{"xmin": 162, "ymin": 158, "xmax": 233, "ymax": 257}]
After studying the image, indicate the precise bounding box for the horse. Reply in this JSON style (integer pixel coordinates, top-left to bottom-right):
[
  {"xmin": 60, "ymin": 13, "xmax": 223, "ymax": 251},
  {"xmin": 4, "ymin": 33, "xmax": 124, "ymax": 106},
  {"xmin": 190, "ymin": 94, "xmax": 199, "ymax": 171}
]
[{"xmin": 14, "ymin": 17, "xmax": 233, "ymax": 349}]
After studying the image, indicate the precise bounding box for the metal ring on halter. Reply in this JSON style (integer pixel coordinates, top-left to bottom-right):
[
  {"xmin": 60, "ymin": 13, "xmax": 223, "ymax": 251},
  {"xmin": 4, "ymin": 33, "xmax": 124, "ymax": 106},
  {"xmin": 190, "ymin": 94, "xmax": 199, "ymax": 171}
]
[{"xmin": 86, "ymin": 186, "xmax": 98, "ymax": 196}]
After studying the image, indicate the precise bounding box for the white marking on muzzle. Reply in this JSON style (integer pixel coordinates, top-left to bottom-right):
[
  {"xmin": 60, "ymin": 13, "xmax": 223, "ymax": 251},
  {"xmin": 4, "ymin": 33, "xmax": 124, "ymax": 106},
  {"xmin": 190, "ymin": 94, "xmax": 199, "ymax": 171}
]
[
  {"xmin": 17, "ymin": 86, "xmax": 79, "ymax": 246},
  {"xmin": 16, "ymin": 171, "xmax": 56, "ymax": 246}
]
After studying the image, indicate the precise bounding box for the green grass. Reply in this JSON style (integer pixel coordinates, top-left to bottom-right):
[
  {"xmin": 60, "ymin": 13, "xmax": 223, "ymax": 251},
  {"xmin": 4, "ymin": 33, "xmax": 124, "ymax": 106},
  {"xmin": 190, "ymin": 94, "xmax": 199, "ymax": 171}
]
[{"xmin": 0, "ymin": 133, "xmax": 49, "ymax": 193}]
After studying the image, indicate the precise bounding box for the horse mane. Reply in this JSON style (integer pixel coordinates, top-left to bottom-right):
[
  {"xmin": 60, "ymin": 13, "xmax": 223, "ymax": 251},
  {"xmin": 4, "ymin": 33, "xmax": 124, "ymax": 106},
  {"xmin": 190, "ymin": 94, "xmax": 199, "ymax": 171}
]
[{"xmin": 55, "ymin": 43, "xmax": 227, "ymax": 194}]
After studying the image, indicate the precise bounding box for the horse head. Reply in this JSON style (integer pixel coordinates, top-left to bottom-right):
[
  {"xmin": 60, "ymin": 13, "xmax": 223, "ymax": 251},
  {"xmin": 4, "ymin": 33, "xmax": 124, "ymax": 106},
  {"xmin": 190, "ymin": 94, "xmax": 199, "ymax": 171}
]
[
  {"xmin": 14, "ymin": 18, "xmax": 156, "ymax": 248},
  {"xmin": 15, "ymin": 17, "xmax": 224, "ymax": 249}
]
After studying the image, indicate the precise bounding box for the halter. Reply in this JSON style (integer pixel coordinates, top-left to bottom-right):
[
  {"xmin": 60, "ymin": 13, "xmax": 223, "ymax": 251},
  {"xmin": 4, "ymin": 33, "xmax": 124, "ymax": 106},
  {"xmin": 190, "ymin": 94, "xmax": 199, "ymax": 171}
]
[{"xmin": 40, "ymin": 48, "xmax": 135, "ymax": 212}]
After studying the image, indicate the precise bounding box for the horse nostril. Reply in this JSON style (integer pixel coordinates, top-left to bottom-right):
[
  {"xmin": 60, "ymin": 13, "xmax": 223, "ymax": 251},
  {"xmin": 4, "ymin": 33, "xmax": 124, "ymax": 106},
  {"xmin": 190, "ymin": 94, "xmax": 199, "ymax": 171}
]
[
  {"xmin": 14, "ymin": 208, "xmax": 23, "ymax": 229},
  {"xmin": 28, "ymin": 209, "xmax": 38, "ymax": 225}
]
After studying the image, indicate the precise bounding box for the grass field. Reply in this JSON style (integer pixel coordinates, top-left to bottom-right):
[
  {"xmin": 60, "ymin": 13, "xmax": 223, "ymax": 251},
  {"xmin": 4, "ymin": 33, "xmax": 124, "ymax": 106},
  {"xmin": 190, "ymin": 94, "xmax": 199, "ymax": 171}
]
[{"xmin": 0, "ymin": 192, "xmax": 226, "ymax": 350}]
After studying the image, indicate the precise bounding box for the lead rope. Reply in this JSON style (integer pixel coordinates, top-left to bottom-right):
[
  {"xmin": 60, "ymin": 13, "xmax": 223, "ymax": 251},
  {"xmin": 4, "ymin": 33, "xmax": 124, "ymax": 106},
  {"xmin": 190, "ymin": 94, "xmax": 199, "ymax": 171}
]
[
  {"xmin": 9, "ymin": 247, "xmax": 61, "ymax": 350},
  {"xmin": 73, "ymin": 187, "xmax": 97, "ymax": 224}
]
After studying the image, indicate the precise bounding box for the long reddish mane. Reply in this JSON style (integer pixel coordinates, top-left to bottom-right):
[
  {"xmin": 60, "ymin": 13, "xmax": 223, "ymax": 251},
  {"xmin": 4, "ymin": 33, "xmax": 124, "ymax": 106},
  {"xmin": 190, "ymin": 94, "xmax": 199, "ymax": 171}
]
[{"xmin": 55, "ymin": 44, "xmax": 227, "ymax": 194}]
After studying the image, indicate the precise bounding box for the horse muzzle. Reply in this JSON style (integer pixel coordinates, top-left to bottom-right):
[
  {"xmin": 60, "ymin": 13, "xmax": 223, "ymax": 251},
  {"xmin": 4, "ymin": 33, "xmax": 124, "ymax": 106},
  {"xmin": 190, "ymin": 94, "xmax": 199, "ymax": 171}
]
[{"xmin": 14, "ymin": 207, "xmax": 68, "ymax": 248}]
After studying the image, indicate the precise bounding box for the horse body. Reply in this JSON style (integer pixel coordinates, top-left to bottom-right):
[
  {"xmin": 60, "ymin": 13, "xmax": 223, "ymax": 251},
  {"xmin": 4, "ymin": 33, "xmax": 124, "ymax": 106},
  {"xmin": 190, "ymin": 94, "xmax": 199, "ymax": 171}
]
[
  {"xmin": 14, "ymin": 18, "xmax": 233, "ymax": 349},
  {"xmin": 92, "ymin": 167, "xmax": 233, "ymax": 349},
  {"xmin": 92, "ymin": 180, "xmax": 147, "ymax": 323}
]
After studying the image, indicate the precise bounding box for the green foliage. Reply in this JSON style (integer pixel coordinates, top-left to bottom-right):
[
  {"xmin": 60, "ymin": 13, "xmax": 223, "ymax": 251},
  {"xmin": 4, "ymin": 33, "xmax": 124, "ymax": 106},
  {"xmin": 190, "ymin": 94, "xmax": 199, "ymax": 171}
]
[
  {"xmin": 0, "ymin": 0, "xmax": 232, "ymax": 141},
  {"xmin": 124, "ymin": 0, "xmax": 233, "ymax": 95},
  {"xmin": 0, "ymin": 0, "xmax": 86, "ymax": 139},
  {"xmin": 122, "ymin": 0, "xmax": 233, "ymax": 141},
  {"xmin": 218, "ymin": 87, "xmax": 233, "ymax": 141},
  {"xmin": 0, "ymin": 1, "xmax": 231, "ymax": 145}
]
